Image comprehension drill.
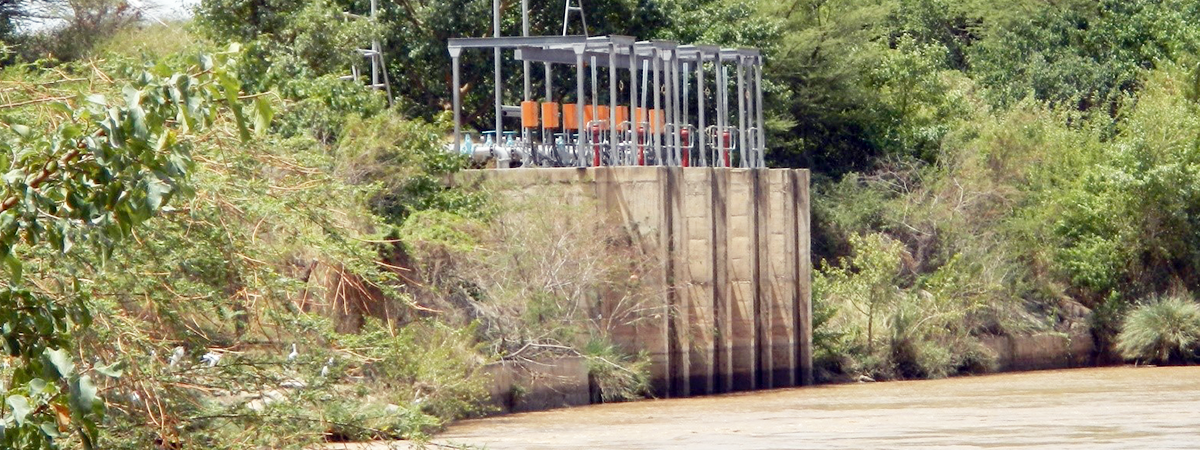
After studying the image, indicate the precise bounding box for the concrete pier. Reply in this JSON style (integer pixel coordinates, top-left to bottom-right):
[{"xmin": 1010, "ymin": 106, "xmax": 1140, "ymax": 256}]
[{"xmin": 454, "ymin": 166, "xmax": 813, "ymax": 397}]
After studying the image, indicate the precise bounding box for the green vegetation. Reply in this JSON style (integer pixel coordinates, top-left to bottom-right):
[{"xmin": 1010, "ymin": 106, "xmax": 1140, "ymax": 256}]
[
  {"xmin": 3, "ymin": 0, "xmax": 1200, "ymax": 446},
  {"xmin": 1116, "ymin": 296, "xmax": 1200, "ymax": 364}
]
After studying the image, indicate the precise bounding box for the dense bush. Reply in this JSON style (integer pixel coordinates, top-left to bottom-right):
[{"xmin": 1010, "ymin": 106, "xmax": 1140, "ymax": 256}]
[
  {"xmin": 815, "ymin": 233, "xmax": 996, "ymax": 381},
  {"xmin": 1116, "ymin": 296, "xmax": 1200, "ymax": 364}
]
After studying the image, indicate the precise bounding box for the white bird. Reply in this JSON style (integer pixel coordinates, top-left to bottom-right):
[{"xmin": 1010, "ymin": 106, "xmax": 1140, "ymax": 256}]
[
  {"xmin": 320, "ymin": 356, "xmax": 334, "ymax": 377},
  {"xmin": 280, "ymin": 378, "xmax": 307, "ymax": 389},
  {"xmin": 200, "ymin": 352, "xmax": 221, "ymax": 367},
  {"xmin": 287, "ymin": 344, "xmax": 299, "ymax": 363},
  {"xmin": 169, "ymin": 346, "xmax": 186, "ymax": 367}
]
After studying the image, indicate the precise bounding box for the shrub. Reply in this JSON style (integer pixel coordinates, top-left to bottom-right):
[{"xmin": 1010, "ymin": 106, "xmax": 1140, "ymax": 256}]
[{"xmin": 1116, "ymin": 296, "xmax": 1200, "ymax": 364}]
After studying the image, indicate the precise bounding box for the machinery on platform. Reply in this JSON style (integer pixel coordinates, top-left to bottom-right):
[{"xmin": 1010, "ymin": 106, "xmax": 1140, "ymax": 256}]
[{"xmin": 447, "ymin": 1, "xmax": 767, "ymax": 168}]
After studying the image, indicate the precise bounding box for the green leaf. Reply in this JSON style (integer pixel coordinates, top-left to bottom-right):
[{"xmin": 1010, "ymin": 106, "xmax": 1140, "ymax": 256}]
[
  {"xmin": 145, "ymin": 178, "xmax": 171, "ymax": 212},
  {"xmin": 217, "ymin": 73, "xmax": 251, "ymax": 142},
  {"xmin": 94, "ymin": 362, "xmax": 123, "ymax": 378},
  {"xmin": 85, "ymin": 94, "xmax": 106, "ymax": 105},
  {"xmin": 6, "ymin": 395, "xmax": 30, "ymax": 426},
  {"xmin": 129, "ymin": 105, "xmax": 149, "ymax": 140},
  {"xmin": 45, "ymin": 348, "xmax": 75, "ymax": 378},
  {"xmin": 28, "ymin": 378, "xmax": 48, "ymax": 396},
  {"xmin": 4, "ymin": 254, "xmax": 22, "ymax": 285},
  {"xmin": 253, "ymin": 96, "xmax": 274, "ymax": 135},
  {"xmin": 3, "ymin": 169, "xmax": 24, "ymax": 185},
  {"xmin": 69, "ymin": 375, "xmax": 98, "ymax": 413},
  {"xmin": 39, "ymin": 422, "xmax": 61, "ymax": 439},
  {"xmin": 10, "ymin": 124, "xmax": 30, "ymax": 138}
]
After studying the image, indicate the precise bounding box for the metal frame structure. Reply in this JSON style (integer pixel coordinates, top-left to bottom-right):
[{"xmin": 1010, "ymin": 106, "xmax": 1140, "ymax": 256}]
[{"xmin": 447, "ymin": 4, "xmax": 766, "ymax": 169}]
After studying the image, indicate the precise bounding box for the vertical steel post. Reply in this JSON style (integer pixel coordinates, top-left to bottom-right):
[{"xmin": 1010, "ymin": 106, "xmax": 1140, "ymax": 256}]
[
  {"xmin": 590, "ymin": 54, "xmax": 599, "ymax": 167},
  {"xmin": 575, "ymin": 44, "xmax": 587, "ymax": 167},
  {"xmin": 717, "ymin": 54, "xmax": 727, "ymax": 167},
  {"xmin": 672, "ymin": 51, "xmax": 682, "ymax": 167},
  {"xmin": 755, "ymin": 59, "xmax": 766, "ymax": 168},
  {"xmin": 737, "ymin": 56, "xmax": 747, "ymax": 168},
  {"xmin": 370, "ymin": 0, "xmax": 378, "ymax": 88},
  {"xmin": 633, "ymin": 46, "xmax": 643, "ymax": 165},
  {"xmin": 451, "ymin": 47, "xmax": 462, "ymax": 154},
  {"xmin": 522, "ymin": 0, "xmax": 531, "ymax": 101},
  {"xmin": 591, "ymin": 55, "xmax": 599, "ymax": 118},
  {"xmin": 609, "ymin": 43, "xmax": 619, "ymax": 165},
  {"xmin": 641, "ymin": 58, "xmax": 650, "ymax": 164},
  {"xmin": 653, "ymin": 49, "xmax": 662, "ymax": 165},
  {"xmin": 543, "ymin": 62, "xmax": 552, "ymax": 166},
  {"xmin": 683, "ymin": 60, "xmax": 690, "ymax": 166},
  {"xmin": 493, "ymin": 0, "xmax": 502, "ymax": 147},
  {"xmin": 545, "ymin": 63, "xmax": 553, "ymax": 100},
  {"xmin": 663, "ymin": 50, "xmax": 674, "ymax": 165},
  {"xmin": 697, "ymin": 55, "xmax": 706, "ymax": 166},
  {"xmin": 745, "ymin": 59, "xmax": 755, "ymax": 168}
]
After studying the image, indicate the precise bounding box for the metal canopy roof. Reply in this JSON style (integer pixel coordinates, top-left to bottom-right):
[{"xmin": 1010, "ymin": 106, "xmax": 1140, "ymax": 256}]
[{"xmin": 451, "ymin": 35, "xmax": 762, "ymax": 66}]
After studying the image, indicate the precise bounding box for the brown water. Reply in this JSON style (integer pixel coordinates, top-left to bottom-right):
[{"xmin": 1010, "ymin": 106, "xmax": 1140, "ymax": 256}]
[{"xmin": 345, "ymin": 366, "xmax": 1200, "ymax": 449}]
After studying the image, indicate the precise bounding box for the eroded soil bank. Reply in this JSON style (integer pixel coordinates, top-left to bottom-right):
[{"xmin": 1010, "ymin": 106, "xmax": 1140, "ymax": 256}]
[{"xmin": 335, "ymin": 366, "xmax": 1200, "ymax": 449}]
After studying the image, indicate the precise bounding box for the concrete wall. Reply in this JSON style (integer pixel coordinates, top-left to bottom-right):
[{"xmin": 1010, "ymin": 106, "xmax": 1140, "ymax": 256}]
[
  {"xmin": 982, "ymin": 330, "xmax": 1094, "ymax": 372},
  {"xmin": 454, "ymin": 167, "xmax": 814, "ymax": 397},
  {"xmin": 484, "ymin": 357, "xmax": 590, "ymax": 413}
]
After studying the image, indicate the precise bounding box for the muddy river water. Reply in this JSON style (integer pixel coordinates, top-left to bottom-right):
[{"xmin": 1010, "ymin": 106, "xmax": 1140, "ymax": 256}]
[{"xmin": 350, "ymin": 366, "xmax": 1200, "ymax": 449}]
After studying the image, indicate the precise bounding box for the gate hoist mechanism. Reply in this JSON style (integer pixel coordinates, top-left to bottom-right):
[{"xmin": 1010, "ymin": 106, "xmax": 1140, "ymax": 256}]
[{"xmin": 448, "ymin": 0, "xmax": 767, "ymax": 168}]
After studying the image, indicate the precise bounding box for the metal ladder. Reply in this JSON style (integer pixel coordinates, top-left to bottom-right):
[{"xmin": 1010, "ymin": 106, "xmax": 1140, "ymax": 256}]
[
  {"xmin": 562, "ymin": 0, "xmax": 589, "ymax": 36},
  {"xmin": 340, "ymin": 0, "xmax": 393, "ymax": 105}
]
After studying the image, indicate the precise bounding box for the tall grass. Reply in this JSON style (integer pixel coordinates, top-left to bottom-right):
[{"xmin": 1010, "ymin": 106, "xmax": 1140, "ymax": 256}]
[{"xmin": 1116, "ymin": 296, "xmax": 1200, "ymax": 364}]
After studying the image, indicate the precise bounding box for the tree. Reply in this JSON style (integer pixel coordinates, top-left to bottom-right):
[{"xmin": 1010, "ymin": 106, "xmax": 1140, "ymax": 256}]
[{"xmin": 0, "ymin": 45, "xmax": 255, "ymax": 449}]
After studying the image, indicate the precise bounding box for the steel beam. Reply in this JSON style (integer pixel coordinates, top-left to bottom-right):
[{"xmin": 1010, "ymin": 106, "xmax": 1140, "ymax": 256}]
[
  {"xmin": 652, "ymin": 48, "xmax": 662, "ymax": 165},
  {"xmin": 451, "ymin": 47, "xmax": 462, "ymax": 154},
  {"xmin": 609, "ymin": 42, "xmax": 619, "ymax": 165},
  {"xmin": 575, "ymin": 44, "xmax": 586, "ymax": 167},
  {"xmin": 737, "ymin": 56, "xmax": 747, "ymax": 168},
  {"xmin": 493, "ymin": 0, "xmax": 502, "ymax": 153},
  {"xmin": 697, "ymin": 56, "xmax": 706, "ymax": 166},
  {"xmin": 755, "ymin": 58, "xmax": 766, "ymax": 168},
  {"xmin": 449, "ymin": 35, "xmax": 635, "ymax": 50}
]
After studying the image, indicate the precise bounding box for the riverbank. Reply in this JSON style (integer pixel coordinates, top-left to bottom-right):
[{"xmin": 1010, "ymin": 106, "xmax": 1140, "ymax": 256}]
[
  {"xmin": 479, "ymin": 328, "xmax": 1096, "ymax": 414},
  {"xmin": 331, "ymin": 365, "xmax": 1200, "ymax": 449}
]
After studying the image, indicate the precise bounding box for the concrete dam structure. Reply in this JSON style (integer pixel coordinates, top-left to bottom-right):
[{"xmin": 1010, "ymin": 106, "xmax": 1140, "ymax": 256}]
[{"xmin": 455, "ymin": 166, "xmax": 812, "ymax": 399}]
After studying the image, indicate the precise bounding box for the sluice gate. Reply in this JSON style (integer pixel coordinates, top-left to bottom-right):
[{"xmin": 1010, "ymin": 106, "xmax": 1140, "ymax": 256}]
[{"xmin": 454, "ymin": 167, "xmax": 813, "ymax": 398}]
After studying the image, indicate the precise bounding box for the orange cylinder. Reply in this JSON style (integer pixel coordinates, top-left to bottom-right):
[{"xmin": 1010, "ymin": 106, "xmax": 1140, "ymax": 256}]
[
  {"xmin": 648, "ymin": 109, "xmax": 663, "ymax": 133},
  {"xmin": 563, "ymin": 103, "xmax": 580, "ymax": 130},
  {"xmin": 521, "ymin": 101, "xmax": 539, "ymax": 129},
  {"xmin": 596, "ymin": 106, "xmax": 611, "ymax": 129},
  {"xmin": 615, "ymin": 106, "xmax": 630, "ymax": 125},
  {"xmin": 541, "ymin": 102, "xmax": 560, "ymax": 129}
]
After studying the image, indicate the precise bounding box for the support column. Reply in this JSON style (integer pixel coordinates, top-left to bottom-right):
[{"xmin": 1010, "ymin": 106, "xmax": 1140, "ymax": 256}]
[
  {"xmin": 629, "ymin": 47, "xmax": 639, "ymax": 166},
  {"xmin": 717, "ymin": 56, "xmax": 728, "ymax": 167},
  {"xmin": 653, "ymin": 49, "xmax": 663, "ymax": 165},
  {"xmin": 522, "ymin": 0, "xmax": 531, "ymax": 101},
  {"xmin": 682, "ymin": 61, "xmax": 690, "ymax": 166},
  {"xmin": 493, "ymin": 0, "xmax": 502, "ymax": 146},
  {"xmin": 697, "ymin": 57, "xmax": 706, "ymax": 166},
  {"xmin": 451, "ymin": 47, "xmax": 462, "ymax": 154},
  {"xmin": 575, "ymin": 44, "xmax": 587, "ymax": 167},
  {"xmin": 797, "ymin": 169, "xmax": 813, "ymax": 386},
  {"xmin": 755, "ymin": 61, "xmax": 766, "ymax": 168},
  {"xmin": 671, "ymin": 52, "xmax": 682, "ymax": 167},
  {"xmin": 591, "ymin": 55, "xmax": 600, "ymax": 167},
  {"xmin": 737, "ymin": 57, "xmax": 747, "ymax": 168},
  {"xmin": 609, "ymin": 44, "xmax": 619, "ymax": 165}
]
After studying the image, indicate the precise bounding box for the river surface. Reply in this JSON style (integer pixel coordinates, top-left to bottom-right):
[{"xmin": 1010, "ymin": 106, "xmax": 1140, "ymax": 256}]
[{"xmin": 341, "ymin": 366, "xmax": 1200, "ymax": 449}]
